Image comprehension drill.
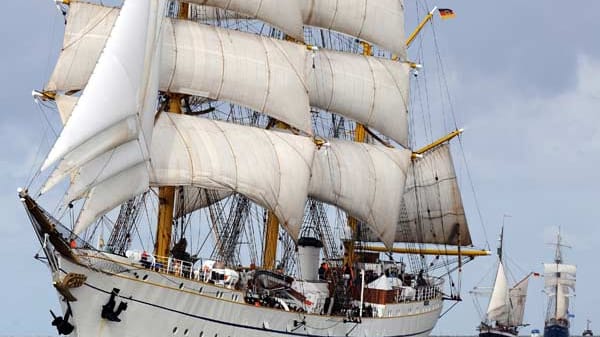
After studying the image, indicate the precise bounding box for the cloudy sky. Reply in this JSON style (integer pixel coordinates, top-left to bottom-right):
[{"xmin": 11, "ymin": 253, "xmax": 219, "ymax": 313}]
[{"xmin": 1, "ymin": 0, "xmax": 599, "ymax": 335}]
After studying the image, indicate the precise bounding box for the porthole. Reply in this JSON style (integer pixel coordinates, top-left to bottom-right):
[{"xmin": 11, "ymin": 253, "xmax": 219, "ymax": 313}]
[
  {"xmin": 142, "ymin": 275, "xmax": 148, "ymax": 281},
  {"xmin": 173, "ymin": 327, "xmax": 178, "ymax": 334},
  {"xmin": 198, "ymin": 287, "xmax": 203, "ymax": 294},
  {"xmin": 199, "ymin": 332, "xmax": 204, "ymax": 337},
  {"xmin": 179, "ymin": 283, "xmax": 184, "ymax": 289},
  {"xmin": 184, "ymin": 329, "xmax": 189, "ymax": 336}
]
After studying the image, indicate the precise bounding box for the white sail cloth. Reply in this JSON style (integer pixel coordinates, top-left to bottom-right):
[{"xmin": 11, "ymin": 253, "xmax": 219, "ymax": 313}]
[
  {"xmin": 173, "ymin": 187, "xmax": 232, "ymax": 218},
  {"xmin": 308, "ymin": 139, "xmax": 412, "ymax": 248},
  {"xmin": 508, "ymin": 274, "xmax": 530, "ymax": 326},
  {"xmin": 308, "ymin": 50, "xmax": 410, "ymax": 146},
  {"xmin": 362, "ymin": 144, "xmax": 471, "ymax": 246},
  {"xmin": 544, "ymin": 263, "xmax": 577, "ymax": 289},
  {"xmin": 150, "ymin": 113, "xmax": 315, "ymax": 240},
  {"xmin": 47, "ymin": 2, "xmax": 411, "ymax": 143},
  {"xmin": 487, "ymin": 262, "xmax": 509, "ymax": 323},
  {"xmin": 41, "ymin": 0, "xmax": 166, "ymax": 233},
  {"xmin": 160, "ymin": 20, "xmax": 312, "ymax": 135},
  {"xmin": 300, "ymin": 0, "xmax": 407, "ymax": 59},
  {"xmin": 187, "ymin": 0, "xmax": 304, "ymax": 41}
]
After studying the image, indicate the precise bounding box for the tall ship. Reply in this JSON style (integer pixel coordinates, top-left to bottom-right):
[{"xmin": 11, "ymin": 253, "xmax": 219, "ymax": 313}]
[
  {"xmin": 543, "ymin": 231, "xmax": 576, "ymax": 337},
  {"xmin": 21, "ymin": 1, "xmax": 489, "ymax": 336},
  {"xmin": 474, "ymin": 226, "xmax": 532, "ymax": 337}
]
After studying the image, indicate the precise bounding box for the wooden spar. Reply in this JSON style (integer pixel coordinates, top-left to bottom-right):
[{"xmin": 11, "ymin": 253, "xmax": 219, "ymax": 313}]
[
  {"xmin": 361, "ymin": 245, "xmax": 491, "ymax": 257},
  {"xmin": 154, "ymin": 95, "xmax": 183, "ymax": 257},
  {"xmin": 412, "ymin": 129, "xmax": 463, "ymax": 158},
  {"xmin": 262, "ymin": 212, "xmax": 279, "ymax": 270},
  {"xmin": 262, "ymin": 120, "xmax": 289, "ymax": 270},
  {"xmin": 405, "ymin": 7, "xmax": 437, "ymax": 48}
]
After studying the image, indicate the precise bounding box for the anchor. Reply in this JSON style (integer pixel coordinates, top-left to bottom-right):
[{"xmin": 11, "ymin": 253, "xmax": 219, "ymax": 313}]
[
  {"xmin": 101, "ymin": 288, "xmax": 128, "ymax": 322},
  {"xmin": 50, "ymin": 301, "xmax": 74, "ymax": 335}
]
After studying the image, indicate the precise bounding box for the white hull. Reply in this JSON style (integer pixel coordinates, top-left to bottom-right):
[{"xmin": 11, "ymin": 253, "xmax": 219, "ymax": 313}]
[{"xmin": 53, "ymin": 251, "xmax": 443, "ymax": 337}]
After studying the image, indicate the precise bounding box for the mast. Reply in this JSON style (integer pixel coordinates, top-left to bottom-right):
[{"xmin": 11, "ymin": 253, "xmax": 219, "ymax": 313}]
[
  {"xmin": 155, "ymin": 1, "xmax": 188, "ymax": 257},
  {"xmin": 155, "ymin": 95, "xmax": 182, "ymax": 257},
  {"xmin": 343, "ymin": 42, "xmax": 370, "ymax": 266},
  {"xmin": 263, "ymin": 211, "xmax": 279, "ymax": 269}
]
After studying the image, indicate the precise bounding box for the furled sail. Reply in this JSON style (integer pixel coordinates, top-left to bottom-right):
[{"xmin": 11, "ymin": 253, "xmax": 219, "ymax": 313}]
[
  {"xmin": 487, "ymin": 262, "xmax": 509, "ymax": 324},
  {"xmin": 300, "ymin": 0, "xmax": 407, "ymax": 59},
  {"xmin": 361, "ymin": 144, "xmax": 472, "ymax": 246},
  {"xmin": 508, "ymin": 274, "xmax": 531, "ymax": 326},
  {"xmin": 187, "ymin": 0, "xmax": 304, "ymax": 41},
  {"xmin": 308, "ymin": 139, "xmax": 412, "ymax": 248},
  {"xmin": 150, "ymin": 113, "xmax": 315, "ymax": 240},
  {"xmin": 308, "ymin": 50, "xmax": 410, "ymax": 147}
]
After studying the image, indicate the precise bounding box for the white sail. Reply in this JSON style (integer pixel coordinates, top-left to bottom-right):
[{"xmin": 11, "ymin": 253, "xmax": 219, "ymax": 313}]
[
  {"xmin": 54, "ymin": 94, "xmax": 78, "ymax": 124},
  {"xmin": 308, "ymin": 139, "xmax": 412, "ymax": 248},
  {"xmin": 41, "ymin": 0, "xmax": 161, "ymax": 170},
  {"xmin": 508, "ymin": 274, "xmax": 531, "ymax": 326},
  {"xmin": 173, "ymin": 187, "xmax": 232, "ymax": 217},
  {"xmin": 487, "ymin": 262, "xmax": 510, "ymax": 324},
  {"xmin": 75, "ymin": 163, "xmax": 150, "ymax": 233},
  {"xmin": 160, "ymin": 20, "xmax": 312, "ymax": 135},
  {"xmin": 48, "ymin": 2, "xmax": 413, "ymax": 142},
  {"xmin": 46, "ymin": 2, "xmax": 119, "ymax": 92},
  {"xmin": 150, "ymin": 113, "xmax": 315, "ymax": 240},
  {"xmin": 187, "ymin": 0, "xmax": 304, "ymax": 41},
  {"xmin": 309, "ymin": 50, "xmax": 410, "ymax": 146},
  {"xmin": 361, "ymin": 144, "xmax": 471, "ymax": 246},
  {"xmin": 301, "ymin": 0, "xmax": 407, "ymax": 59},
  {"xmin": 544, "ymin": 263, "xmax": 577, "ymax": 290}
]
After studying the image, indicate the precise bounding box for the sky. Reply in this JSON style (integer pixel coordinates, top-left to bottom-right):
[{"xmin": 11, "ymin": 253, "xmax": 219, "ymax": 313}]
[{"xmin": 1, "ymin": 0, "xmax": 600, "ymax": 335}]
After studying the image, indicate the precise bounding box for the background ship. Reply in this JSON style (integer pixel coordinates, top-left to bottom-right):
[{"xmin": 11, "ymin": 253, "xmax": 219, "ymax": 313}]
[
  {"xmin": 543, "ymin": 231, "xmax": 576, "ymax": 337},
  {"xmin": 473, "ymin": 225, "xmax": 531, "ymax": 337},
  {"xmin": 21, "ymin": 0, "xmax": 489, "ymax": 336}
]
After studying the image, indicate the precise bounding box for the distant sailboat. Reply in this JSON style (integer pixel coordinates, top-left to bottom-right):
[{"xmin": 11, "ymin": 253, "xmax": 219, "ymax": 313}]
[
  {"xmin": 582, "ymin": 320, "xmax": 593, "ymax": 337},
  {"xmin": 543, "ymin": 230, "xmax": 576, "ymax": 337},
  {"xmin": 476, "ymin": 226, "xmax": 532, "ymax": 337}
]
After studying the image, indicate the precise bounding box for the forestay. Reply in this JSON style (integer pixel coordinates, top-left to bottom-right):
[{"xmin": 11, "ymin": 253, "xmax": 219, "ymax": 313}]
[
  {"xmin": 150, "ymin": 113, "xmax": 315, "ymax": 240},
  {"xmin": 300, "ymin": 0, "xmax": 407, "ymax": 59},
  {"xmin": 308, "ymin": 139, "xmax": 412, "ymax": 248},
  {"xmin": 308, "ymin": 50, "xmax": 410, "ymax": 146}
]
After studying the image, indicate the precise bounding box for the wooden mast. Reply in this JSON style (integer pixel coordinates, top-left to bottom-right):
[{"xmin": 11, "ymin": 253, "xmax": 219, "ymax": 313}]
[
  {"xmin": 343, "ymin": 41, "xmax": 371, "ymax": 266},
  {"xmin": 155, "ymin": 2, "xmax": 189, "ymax": 258},
  {"xmin": 262, "ymin": 120, "xmax": 288, "ymax": 270}
]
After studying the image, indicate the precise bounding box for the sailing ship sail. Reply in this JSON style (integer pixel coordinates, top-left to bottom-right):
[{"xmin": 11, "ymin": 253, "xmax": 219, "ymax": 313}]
[
  {"xmin": 476, "ymin": 227, "xmax": 532, "ymax": 337},
  {"xmin": 544, "ymin": 231, "xmax": 576, "ymax": 337},
  {"xmin": 21, "ymin": 1, "xmax": 489, "ymax": 336}
]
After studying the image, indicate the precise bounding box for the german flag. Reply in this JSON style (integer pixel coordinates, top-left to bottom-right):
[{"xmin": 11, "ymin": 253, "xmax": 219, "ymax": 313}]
[{"xmin": 438, "ymin": 8, "xmax": 456, "ymax": 20}]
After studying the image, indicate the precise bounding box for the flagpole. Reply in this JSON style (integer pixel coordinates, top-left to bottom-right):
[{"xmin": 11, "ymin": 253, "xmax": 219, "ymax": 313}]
[{"xmin": 405, "ymin": 6, "xmax": 437, "ymax": 47}]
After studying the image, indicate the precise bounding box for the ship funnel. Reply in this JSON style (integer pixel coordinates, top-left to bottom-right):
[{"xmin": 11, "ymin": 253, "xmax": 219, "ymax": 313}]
[{"xmin": 297, "ymin": 237, "xmax": 323, "ymax": 281}]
